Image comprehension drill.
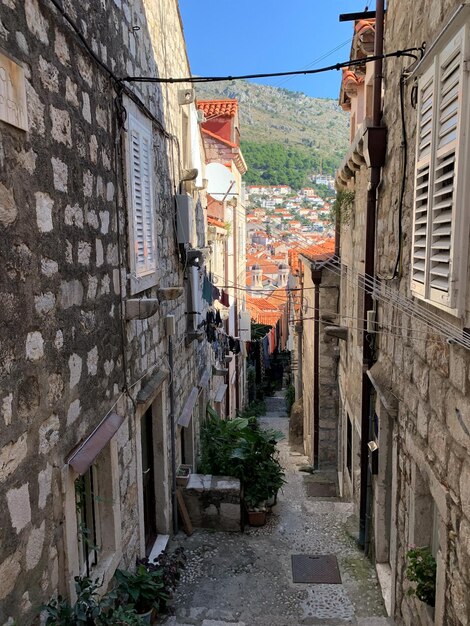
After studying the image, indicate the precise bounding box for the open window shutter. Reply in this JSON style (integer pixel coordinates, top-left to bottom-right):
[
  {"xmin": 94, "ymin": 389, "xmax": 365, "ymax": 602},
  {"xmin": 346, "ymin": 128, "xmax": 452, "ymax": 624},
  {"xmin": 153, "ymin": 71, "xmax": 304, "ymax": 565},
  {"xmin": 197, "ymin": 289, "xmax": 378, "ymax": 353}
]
[
  {"xmin": 429, "ymin": 31, "xmax": 464, "ymax": 307},
  {"xmin": 411, "ymin": 65, "xmax": 434, "ymax": 295},
  {"xmin": 128, "ymin": 115, "xmax": 156, "ymax": 277}
]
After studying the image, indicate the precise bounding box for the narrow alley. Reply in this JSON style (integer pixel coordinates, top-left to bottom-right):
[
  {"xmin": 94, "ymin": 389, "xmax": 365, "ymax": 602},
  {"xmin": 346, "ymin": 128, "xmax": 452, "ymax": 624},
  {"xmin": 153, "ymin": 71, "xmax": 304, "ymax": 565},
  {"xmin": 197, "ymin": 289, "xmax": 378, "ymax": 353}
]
[{"xmin": 164, "ymin": 393, "xmax": 393, "ymax": 626}]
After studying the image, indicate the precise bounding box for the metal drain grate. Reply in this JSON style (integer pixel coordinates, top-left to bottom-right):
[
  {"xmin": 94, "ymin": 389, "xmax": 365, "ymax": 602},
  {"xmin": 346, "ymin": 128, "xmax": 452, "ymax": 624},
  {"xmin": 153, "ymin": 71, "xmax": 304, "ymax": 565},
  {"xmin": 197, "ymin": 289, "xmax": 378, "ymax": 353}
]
[
  {"xmin": 291, "ymin": 554, "xmax": 342, "ymax": 583},
  {"xmin": 306, "ymin": 482, "xmax": 337, "ymax": 497}
]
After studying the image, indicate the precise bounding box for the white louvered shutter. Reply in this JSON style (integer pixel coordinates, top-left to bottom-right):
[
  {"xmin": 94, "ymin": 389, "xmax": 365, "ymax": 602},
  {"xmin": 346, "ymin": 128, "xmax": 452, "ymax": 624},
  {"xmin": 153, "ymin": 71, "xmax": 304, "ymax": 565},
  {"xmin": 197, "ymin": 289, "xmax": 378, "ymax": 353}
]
[
  {"xmin": 411, "ymin": 23, "xmax": 469, "ymax": 313},
  {"xmin": 128, "ymin": 113, "xmax": 156, "ymax": 277},
  {"xmin": 411, "ymin": 65, "xmax": 434, "ymax": 295},
  {"xmin": 428, "ymin": 34, "xmax": 464, "ymax": 307}
]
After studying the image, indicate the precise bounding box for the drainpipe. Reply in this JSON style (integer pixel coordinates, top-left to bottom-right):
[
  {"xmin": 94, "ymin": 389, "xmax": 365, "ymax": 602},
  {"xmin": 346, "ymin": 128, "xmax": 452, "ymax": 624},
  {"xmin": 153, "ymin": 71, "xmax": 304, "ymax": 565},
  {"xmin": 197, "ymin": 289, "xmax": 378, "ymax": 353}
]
[
  {"xmin": 168, "ymin": 331, "xmax": 178, "ymax": 536},
  {"xmin": 359, "ymin": 0, "xmax": 385, "ymax": 549},
  {"xmin": 311, "ymin": 266, "xmax": 322, "ymax": 469}
]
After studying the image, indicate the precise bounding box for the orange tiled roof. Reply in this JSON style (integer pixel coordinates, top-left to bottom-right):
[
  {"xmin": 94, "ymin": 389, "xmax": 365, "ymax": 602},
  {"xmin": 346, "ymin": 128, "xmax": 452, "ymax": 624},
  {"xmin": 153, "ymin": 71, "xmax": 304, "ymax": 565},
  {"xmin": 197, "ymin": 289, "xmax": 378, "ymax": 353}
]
[
  {"xmin": 288, "ymin": 240, "xmax": 335, "ymax": 274},
  {"xmin": 197, "ymin": 100, "xmax": 238, "ymax": 118},
  {"xmin": 207, "ymin": 216, "xmax": 226, "ymax": 229}
]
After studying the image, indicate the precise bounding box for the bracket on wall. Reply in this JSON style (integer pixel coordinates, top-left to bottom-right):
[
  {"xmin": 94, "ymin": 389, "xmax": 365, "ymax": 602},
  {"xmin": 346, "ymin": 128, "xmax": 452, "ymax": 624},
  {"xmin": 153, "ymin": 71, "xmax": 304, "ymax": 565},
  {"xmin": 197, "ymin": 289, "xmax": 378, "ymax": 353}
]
[
  {"xmin": 324, "ymin": 326, "xmax": 348, "ymax": 341},
  {"xmin": 185, "ymin": 329, "xmax": 205, "ymax": 346}
]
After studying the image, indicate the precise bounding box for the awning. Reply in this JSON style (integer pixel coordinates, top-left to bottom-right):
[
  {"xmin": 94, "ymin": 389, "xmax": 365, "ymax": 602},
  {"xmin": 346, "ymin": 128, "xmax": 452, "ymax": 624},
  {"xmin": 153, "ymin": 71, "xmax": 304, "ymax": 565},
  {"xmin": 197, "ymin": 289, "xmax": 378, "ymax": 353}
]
[
  {"xmin": 214, "ymin": 383, "xmax": 227, "ymax": 403},
  {"xmin": 177, "ymin": 387, "xmax": 199, "ymax": 428},
  {"xmin": 67, "ymin": 412, "xmax": 124, "ymax": 475},
  {"xmin": 136, "ymin": 368, "xmax": 169, "ymax": 405},
  {"xmin": 367, "ymin": 362, "xmax": 398, "ymax": 417},
  {"xmin": 198, "ymin": 367, "xmax": 211, "ymax": 389}
]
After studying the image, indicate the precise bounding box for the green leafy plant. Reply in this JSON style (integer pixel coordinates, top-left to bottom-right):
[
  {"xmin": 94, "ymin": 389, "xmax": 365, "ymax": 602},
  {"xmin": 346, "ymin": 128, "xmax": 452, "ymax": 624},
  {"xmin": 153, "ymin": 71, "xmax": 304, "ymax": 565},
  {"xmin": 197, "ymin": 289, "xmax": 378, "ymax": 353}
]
[
  {"xmin": 42, "ymin": 577, "xmax": 144, "ymax": 626},
  {"xmin": 114, "ymin": 564, "xmax": 167, "ymax": 614},
  {"xmin": 285, "ymin": 385, "xmax": 295, "ymax": 414},
  {"xmin": 199, "ymin": 412, "xmax": 285, "ymax": 510},
  {"xmin": 329, "ymin": 189, "xmax": 355, "ymax": 226},
  {"xmin": 405, "ymin": 546, "xmax": 436, "ymax": 607}
]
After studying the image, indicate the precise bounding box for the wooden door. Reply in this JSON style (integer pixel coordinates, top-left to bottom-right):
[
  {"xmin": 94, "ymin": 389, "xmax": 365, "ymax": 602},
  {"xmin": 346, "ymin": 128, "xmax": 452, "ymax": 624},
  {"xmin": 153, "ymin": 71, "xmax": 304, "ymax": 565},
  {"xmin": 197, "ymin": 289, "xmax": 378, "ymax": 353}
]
[{"xmin": 141, "ymin": 407, "xmax": 157, "ymax": 554}]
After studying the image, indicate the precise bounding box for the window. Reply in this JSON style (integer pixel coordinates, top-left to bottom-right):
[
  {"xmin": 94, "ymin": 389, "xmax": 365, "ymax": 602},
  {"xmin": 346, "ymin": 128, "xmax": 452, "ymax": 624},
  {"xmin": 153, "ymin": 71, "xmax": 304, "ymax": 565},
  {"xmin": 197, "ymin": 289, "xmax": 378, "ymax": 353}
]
[
  {"xmin": 411, "ymin": 20, "xmax": 470, "ymax": 314},
  {"xmin": 64, "ymin": 439, "xmax": 122, "ymax": 595},
  {"xmin": 76, "ymin": 467, "xmax": 100, "ymax": 577},
  {"xmin": 125, "ymin": 98, "xmax": 157, "ymax": 294}
]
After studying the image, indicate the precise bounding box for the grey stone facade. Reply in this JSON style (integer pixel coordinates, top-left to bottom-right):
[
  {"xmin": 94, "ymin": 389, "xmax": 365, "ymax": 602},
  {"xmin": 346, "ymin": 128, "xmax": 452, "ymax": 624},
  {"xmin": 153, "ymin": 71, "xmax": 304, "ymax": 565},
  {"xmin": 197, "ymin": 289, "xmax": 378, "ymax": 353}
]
[
  {"xmin": 336, "ymin": 2, "xmax": 470, "ymax": 624},
  {"xmin": 290, "ymin": 253, "xmax": 340, "ymax": 470},
  {"xmin": 0, "ymin": 1, "xmax": 213, "ymax": 623}
]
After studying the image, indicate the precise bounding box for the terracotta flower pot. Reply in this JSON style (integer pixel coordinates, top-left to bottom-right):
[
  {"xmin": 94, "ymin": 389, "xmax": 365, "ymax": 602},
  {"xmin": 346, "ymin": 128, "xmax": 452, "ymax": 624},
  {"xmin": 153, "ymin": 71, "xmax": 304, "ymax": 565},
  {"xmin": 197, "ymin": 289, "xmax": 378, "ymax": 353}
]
[{"xmin": 247, "ymin": 509, "xmax": 267, "ymax": 526}]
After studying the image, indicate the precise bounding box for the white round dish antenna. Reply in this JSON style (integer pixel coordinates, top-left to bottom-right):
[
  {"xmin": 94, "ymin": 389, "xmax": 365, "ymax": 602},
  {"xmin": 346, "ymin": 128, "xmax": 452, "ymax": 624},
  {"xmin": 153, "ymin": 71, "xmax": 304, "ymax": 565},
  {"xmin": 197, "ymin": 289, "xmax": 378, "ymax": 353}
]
[{"xmin": 206, "ymin": 163, "xmax": 236, "ymax": 200}]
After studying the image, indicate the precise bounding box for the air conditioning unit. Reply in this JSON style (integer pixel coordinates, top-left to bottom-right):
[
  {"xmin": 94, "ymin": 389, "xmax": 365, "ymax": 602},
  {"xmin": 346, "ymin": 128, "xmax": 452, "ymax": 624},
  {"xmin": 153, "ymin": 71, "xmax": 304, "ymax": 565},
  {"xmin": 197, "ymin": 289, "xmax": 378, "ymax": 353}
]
[{"xmin": 176, "ymin": 194, "xmax": 194, "ymax": 246}]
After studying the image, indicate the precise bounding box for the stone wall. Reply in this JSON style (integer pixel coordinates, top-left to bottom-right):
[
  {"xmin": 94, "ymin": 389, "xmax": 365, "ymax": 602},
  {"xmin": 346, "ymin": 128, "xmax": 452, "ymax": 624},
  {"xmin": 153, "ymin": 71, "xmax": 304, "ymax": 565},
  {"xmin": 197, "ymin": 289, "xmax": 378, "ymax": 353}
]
[
  {"xmin": 300, "ymin": 261, "xmax": 340, "ymax": 468},
  {"xmin": 318, "ymin": 270, "xmax": 340, "ymax": 468},
  {"xmin": 337, "ymin": 1, "xmax": 470, "ymax": 623},
  {"xmin": 377, "ymin": 2, "xmax": 470, "ymax": 624},
  {"xmin": 182, "ymin": 474, "xmax": 241, "ymax": 532},
  {"xmin": 0, "ymin": 0, "xmax": 210, "ymax": 623}
]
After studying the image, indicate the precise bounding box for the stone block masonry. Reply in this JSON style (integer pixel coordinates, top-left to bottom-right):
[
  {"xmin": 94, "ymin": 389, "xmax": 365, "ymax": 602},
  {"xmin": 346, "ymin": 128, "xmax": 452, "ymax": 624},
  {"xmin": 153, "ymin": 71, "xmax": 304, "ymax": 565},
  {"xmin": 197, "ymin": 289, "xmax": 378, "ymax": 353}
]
[
  {"xmin": 0, "ymin": 0, "xmax": 210, "ymax": 624},
  {"xmin": 182, "ymin": 475, "xmax": 241, "ymax": 532}
]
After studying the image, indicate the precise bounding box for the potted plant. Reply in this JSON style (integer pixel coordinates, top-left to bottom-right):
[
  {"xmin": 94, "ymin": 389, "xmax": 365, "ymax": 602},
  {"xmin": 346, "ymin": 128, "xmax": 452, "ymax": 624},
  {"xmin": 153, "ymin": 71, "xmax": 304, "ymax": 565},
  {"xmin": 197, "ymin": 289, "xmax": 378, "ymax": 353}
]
[
  {"xmin": 42, "ymin": 577, "xmax": 146, "ymax": 625},
  {"xmin": 142, "ymin": 547, "xmax": 186, "ymax": 613},
  {"xmin": 176, "ymin": 464, "xmax": 192, "ymax": 487},
  {"xmin": 405, "ymin": 546, "xmax": 437, "ymax": 608},
  {"xmin": 114, "ymin": 563, "xmax": 167, "ymax": 623},
  {"xmin": 199, "ymin": 408, "xmax": 285, "ymax": 527}
]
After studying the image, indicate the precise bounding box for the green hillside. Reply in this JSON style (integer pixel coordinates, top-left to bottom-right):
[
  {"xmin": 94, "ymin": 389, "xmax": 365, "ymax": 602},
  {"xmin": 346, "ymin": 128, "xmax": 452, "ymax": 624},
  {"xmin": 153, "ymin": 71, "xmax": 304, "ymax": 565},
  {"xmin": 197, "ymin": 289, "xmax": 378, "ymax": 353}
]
[{"xmin": 195, "ymin": 80, "xmax": 349, "ymax": 187}]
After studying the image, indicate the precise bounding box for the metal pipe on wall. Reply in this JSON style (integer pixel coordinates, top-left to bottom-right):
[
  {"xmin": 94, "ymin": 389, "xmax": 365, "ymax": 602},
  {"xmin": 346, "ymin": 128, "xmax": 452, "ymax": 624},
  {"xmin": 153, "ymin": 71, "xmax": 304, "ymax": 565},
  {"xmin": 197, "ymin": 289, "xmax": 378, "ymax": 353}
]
[
  {"xmin": 359, "ymin": 0, "xmax": 385, "ymax": 549},
  {"xmin": 311, "ymin": 268, "xmax": 323, "ymax": 469},
  {"xmin": 168, "ymin": 333, "xmax": 178, "ymax": 536}
]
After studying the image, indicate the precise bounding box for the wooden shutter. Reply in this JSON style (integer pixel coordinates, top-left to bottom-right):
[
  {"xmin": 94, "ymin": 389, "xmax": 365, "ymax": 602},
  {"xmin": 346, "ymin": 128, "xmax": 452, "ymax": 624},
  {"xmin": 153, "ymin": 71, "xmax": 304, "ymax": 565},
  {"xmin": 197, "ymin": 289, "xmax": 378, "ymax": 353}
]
[
  {"xmin": 411, "ymin": 23, "xmax": 469, "ymax": 313},
  {"xmin": 429, "ymin": 31, "xmax": 465, "ymax": 307},
  {"xmin": 128, "ymin": 114, "xmax": 155, "ymax": 277},
  {"xmin": 411, "ymin": 66, "xmax": 434, "ymax": 294}
]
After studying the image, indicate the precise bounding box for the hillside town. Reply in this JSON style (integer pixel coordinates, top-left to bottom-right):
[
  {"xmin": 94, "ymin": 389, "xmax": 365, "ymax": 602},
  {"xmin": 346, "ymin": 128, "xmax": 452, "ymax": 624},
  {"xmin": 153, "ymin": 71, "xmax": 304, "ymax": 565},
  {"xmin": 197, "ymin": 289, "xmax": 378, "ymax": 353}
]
[{"xmin": 0, "ymin": 1, "xmax": 470, "ymax": 626}]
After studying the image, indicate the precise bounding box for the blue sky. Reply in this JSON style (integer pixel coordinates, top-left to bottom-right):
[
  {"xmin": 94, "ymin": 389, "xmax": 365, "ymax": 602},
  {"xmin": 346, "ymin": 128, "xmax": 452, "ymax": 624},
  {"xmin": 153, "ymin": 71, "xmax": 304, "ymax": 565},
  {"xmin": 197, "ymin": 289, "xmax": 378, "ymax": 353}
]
[{"xmin": 178, "ymin": 1, "xmax": 366, "ymax": 99}]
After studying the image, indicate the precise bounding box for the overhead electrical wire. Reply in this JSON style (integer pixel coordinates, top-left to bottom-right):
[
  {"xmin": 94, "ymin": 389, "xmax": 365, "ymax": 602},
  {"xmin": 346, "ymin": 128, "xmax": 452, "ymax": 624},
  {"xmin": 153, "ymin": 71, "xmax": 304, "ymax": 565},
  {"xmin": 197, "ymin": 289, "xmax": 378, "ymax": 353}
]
[
  {"xmin": 272, "ymin": 37, "xmax": 352, "ymax": 88},
  {"xmin": 207, "ymin": 271, "xmax": 449, "ymax": 338},
  {"xmin": 120, "ymin": 47, "xmax": 424, "ymax": 84}
]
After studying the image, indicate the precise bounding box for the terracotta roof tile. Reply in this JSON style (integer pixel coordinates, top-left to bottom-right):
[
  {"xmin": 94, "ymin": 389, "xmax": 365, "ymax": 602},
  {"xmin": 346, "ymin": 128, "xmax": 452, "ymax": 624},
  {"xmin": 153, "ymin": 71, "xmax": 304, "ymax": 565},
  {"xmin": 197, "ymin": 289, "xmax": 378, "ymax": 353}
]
[
  {"xmin": 288, "ymin": 240, "xmax": 335, "ymax": 274},
  {"xmin": 197, "ymin": 99, "xmax": 238, "ymax": 118}
]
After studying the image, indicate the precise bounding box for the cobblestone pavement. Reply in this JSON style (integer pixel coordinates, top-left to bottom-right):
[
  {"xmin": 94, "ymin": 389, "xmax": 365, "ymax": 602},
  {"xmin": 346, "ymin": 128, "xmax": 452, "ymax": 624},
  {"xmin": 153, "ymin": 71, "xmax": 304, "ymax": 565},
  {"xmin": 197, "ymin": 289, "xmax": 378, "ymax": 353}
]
[{"xmin": 162, "ymin": 394, "xmax": 393, "ymax": 626}]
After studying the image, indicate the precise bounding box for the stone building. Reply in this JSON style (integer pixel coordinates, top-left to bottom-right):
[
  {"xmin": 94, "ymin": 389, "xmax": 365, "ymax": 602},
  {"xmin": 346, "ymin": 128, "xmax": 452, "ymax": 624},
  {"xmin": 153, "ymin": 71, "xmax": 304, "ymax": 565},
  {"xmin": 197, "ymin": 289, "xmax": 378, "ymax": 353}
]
[
  {"xmin": 198, "ymin": 99, "xmax": 248, "ymax": 418},
  {"xmin": 287, "ymin": 241, "xmax": 339, "ymax": 468},
  {"xmin": 0, "ymin": 0, "xmax": 223, "ymax": 623},
  {"xmin": 336, "ymin": 2, "xmax": 470, "ymax": 624}
]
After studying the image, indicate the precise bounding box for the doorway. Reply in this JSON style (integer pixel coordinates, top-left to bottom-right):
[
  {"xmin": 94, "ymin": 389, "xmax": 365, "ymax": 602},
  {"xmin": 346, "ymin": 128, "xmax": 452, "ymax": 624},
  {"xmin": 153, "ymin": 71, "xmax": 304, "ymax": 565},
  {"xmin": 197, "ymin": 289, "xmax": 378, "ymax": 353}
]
[{"xmin": 141, "ymin": 406, "xmax": 157, "ymax": 555}]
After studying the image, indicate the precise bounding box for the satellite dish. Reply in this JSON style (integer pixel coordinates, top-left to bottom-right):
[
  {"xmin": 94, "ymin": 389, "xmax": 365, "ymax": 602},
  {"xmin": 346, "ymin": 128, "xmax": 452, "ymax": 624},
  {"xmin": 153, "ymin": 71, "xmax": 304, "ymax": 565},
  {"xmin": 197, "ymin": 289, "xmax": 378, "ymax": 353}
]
[{"xmin": 206, "ymin": 163, "xmax": 236, "ymax": 200}]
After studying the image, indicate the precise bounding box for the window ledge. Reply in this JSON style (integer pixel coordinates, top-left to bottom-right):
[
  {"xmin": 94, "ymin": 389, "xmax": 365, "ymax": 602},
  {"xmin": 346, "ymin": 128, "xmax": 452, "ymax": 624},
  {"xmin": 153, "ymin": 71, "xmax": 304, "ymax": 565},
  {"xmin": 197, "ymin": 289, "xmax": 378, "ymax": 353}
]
[{"xmin": 91, "ymin": 550, "xmax": 122, "ymax": 595}]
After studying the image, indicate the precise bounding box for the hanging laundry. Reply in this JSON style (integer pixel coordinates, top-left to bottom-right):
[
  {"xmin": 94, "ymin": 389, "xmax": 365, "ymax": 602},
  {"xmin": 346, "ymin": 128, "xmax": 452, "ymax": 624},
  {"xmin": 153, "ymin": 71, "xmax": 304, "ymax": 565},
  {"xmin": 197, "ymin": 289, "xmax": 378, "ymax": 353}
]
[
  {"xmin": 215, "ymin": 309, "xmax": 222, "ymax": 326},
  {"xmin": 202, "ymin": 273, "xmax": 213, "ymax": 305},
  {"xmin": 212, "ymin": 284, "xmax": 221, "ymax": 302},
  {"xmin": 219, "ymin": 290, "xmax": 230, "ymax": 307}
]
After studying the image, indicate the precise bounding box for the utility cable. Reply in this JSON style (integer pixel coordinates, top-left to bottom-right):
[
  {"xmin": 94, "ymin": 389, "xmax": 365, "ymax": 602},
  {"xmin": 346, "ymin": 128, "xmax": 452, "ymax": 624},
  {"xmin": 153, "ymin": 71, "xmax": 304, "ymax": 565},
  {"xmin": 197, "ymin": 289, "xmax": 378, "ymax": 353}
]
[
  {"xmin": 121, "ymin": 48, "xmax": 424, "ymax": 84},
  {"xmin": 272, "ymin": 37, "xmax": 352, "ymax": 89}
]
